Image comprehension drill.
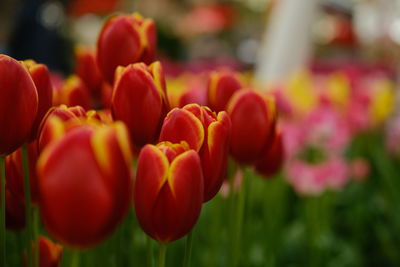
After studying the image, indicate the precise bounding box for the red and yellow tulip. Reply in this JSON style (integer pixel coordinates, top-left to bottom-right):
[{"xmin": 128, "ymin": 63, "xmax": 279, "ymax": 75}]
[
  {"xmin": 38, "ymin": 122, "xmax": 132, "ymax": 247},
  {"xmin": 207, "ymin": 70, "xmax": 243, "ymax": 112},
  {"xmin": 159, "ymin": 104, "xmax": 231, "ymax": 201},
  {"xmin": 227, "ymin": 89, "xmax": 276, "ymax": 164},
  {"xmin": 134, "ymin": 141, "xmax": 203, "ymax": 242},
  {"xmin": 22, "ymin": 60, "xmax": 53, "ymax": 141},
  {"xmin": 112, "ymin": 61, "xmax": 169, "ymax": 148},
  {"xmin": 0, "ymin": 55, "xmax": 38, "ymax": 155},
  {"xmin": 97, "ymin": 13, "xmax": 156, "ymax": 83}
]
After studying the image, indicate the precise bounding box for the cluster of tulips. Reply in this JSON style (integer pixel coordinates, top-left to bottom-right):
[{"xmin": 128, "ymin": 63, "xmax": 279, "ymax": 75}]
[{"xmin": 0, "ymin": 13, "xmax": 283, "ymax": 267}]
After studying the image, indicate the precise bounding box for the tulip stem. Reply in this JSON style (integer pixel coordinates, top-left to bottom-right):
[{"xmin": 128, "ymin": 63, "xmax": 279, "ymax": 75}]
[
  {"xmin": 231, "ymin": 167, "xmax": 249, "ymax": 267},
  {"xmin": 70, "ymin": 250, "xmax": 80, "ymax": 267},
  {"xmin": 182, "ymin": 231, "xmax": 193, "ymax": 267},
  {"xmin": 146, "ymin": 235, "xmax": 154, "ymax": 267},
  {"xmin": 33, "ymin": 207, "xmax": 39, "ymax": 267},
  {"xmin": 158, "ymin": 243, "xmax": 167, "ymax": 267},
  {"xmin": 22, "ymin": 145, "xmax": 33, "ymax": 267},
  {"xmin": 0, "ymin": 155, "xmax": 6, "ymax": 267}
]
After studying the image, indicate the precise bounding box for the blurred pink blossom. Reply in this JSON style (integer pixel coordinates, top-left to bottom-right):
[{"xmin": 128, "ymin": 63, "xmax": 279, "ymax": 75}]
[{"xmin": 286, "ymin": 157, "xmax": 349, "ymax": 196}]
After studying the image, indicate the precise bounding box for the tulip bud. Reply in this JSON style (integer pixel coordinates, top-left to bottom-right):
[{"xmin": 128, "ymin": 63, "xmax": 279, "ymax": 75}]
[
  {"xmin": 74, "ymin": 46, "xmax": 102, "ymax": 96},
  {"xmin": 6, "ymin": 141, "xmax": 40, "ymax": 205},
  {"xmin": 22, "ymin": 60, "xmax": 53, "ymax": 141},
  {"xmin": 36, "ymin": 236, "xmax": 63, "ymax": 267},
  {"xmin": 97, "ymin": 13, "xmax": 157, "ymax": 83},
  {"xmin": 159, "ymin": 104, "xmax": 231, "ymax": 201},
  {"xmin": 0, "ymin": 54, "xmax": 38, "ymax": 155},
  {"xmin": 227, "ymin": 89, "xmax": 276, "ymax": 164},
  {"xmin": 254, "ymin": 129, "xmax": 284, "ymax": 178},
  {"xmin": 55, "ymin": 75, "xmax": 92, "ymax": 110},
  {"xmin": 24, "ymin": 236, "xmax": 63, "ymax": 267},
  {"xmin": 0, "ymin": 170, "xmax": 25, "ymax": 231},
  {"xmin": 134, "ymin": 142, "xmax": 203, "ymax": 242},
  {"xmin": 37, "ymin": 105, "xmax": 87, "ymax": 151},
  {"xmin": 112, "ymin": 61, "xmax": 169, "ymax": 148},
  {"xmin": 38, "ymin": 122, "xmax": 133, "ymax": 247},
  {"xmin": 207, "ymin": 70, "xmax": 243, "ymax": 112}
]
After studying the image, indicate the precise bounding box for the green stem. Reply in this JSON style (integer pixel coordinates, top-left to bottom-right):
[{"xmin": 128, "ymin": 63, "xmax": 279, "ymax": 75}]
[
  {"xmin": 0, "ymin": 155, "xmax": 6, "ymax": 267},
  {"xmin": 182, "ymin": 231, "xmax": 193, "ymax": 267},
  {"xmin": 231, "ymin": 167, "xmax": 249, "ymax": 267},
  {"xmin": 146, "ymin": 235, "xmax": 154, "ymax": 267},
  {"xmin": 33, "ymin": 207, "xmax": 39, "ymax": 267},
  {"xmin": 158, "ymin": 243, "xmax": 167, "ymax": 267},
  {"xmin": 70, "ymin": 250, "xmax": 80, "ymax": 267},
  {"xmin": 22, "ymin": 145, "xmax": 33, "ymax": 267}
]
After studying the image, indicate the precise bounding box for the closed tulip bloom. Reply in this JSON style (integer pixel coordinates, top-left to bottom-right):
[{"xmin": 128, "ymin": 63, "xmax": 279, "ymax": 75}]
[
  {"xmin": 22, "ymin": 60, "xmax": 53, "ymax": 140},
  {"xmin": 207, "ymin": 70, "xmax": 243, "ymax": 112},
  {"xmin": 134, "ymin": 142, "xmax": 203, "ymax": 243},
  {"xmin": 6, "ymin": 141, "xmax": 40, "ymax": 205},
  {"xmin": 74, "ymin": 46, "xmax": 102, "ymax": 96},
  {"xmin": 0, "ymin": 168, "xmax": 25, "ymax": 231},
  {"xmin": 38, "ymin": 122, "xmax": 132, "ymax": 247},
  {"xmin": 36, "ymin": 236, "xmax": 62, "ymax": 267},
  {"xmin": 227, "ymin": 89, "xmax": 276, "ymax": 164},
  {"xmin": 24, "ymin": 236, "xmax": 62, "ymax": 267},
  {"xmin": 0, "ymin": 141, "xmax": 38, "ymax": 231},
  {"xmin": 255, "ymin": 129, "xmax": 284, "ymax": 178},
  {"xmin": 159, "ymin": 104, "xmax": 231, "ymax": 201},
  {"xmin": 112, "ymin": 61, "xmax": 169, "ymax": 148},
  {"xmin": 97, "ymin": 13, "xmax": 156, "ymax": 83},
  {"xmin": 55, "ymin": 76, "xmax": 92, "ymax": 111},
  {"xmin": 38, "ymin": 105, "xmax": 87, "ymax": 151},
  {"xmin": 0, "ymin": 54, "xmax": 38, "ymax": 155}
]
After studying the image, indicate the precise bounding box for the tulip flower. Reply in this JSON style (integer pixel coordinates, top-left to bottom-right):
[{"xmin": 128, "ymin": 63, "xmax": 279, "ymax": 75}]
[
  {"xmin": 112, "ymin": 61, "xmax": 169, "ymax": 148},
  {"xmin": 38, "ymin": 122, "xmax": 132, "ymax": 247},
  {"xmin": 54, "ymin": 75, "xmax": 92, "ymax": 111},
  {"xmin": 0, "ymin": 54, "xmax": 38, "ymax": 155},
  {"xmin": 255, "ymin": 129, "xmax": 284, "ymax": 178},
  {"xmin": 159, "ymin": 104, "xmax": 231, "ymax": 201},
  {"xmin": 24, "ymin": 236, "xmax": 63, "ymax": 267},
  {"xmin": 134, "ymin": 142, "xmax": 203, "ymax": 243},
  {"xmin": 5, "ymin": 141, "xmax": 40, "ymax": 206},
  {"xmin": 97, "ymin": 13, "xmax": 156, "ymax": 83},
  {"xmin": 22, "ymin": 60, "xmax": 53, "ymax": 141},
  {"xmin": 227, "ymin": 89, "xmax": 276, "ymax": 164},
  {"xmin": 74, "ymin": 46, "xmax": 102, "ymax": 96},
  {"xmin": 36, "ymin": 236, "xmax": 62, "ymax": 267},
  {"xmin": 207, "ymin": 70, "xmax": 243, "ymax": 112},
  {"xmin": 37, "ymin": 105, "xmax": 87, "ymax": 151}
]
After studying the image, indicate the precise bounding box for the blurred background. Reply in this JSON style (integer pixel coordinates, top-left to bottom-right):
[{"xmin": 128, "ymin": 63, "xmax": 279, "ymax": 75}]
[{"xmin": 2, "ymin": 0, "xmax": 400, "ymax": 266}]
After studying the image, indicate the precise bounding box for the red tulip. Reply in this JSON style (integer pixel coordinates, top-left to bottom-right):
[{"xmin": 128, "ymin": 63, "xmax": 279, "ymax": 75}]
[
  {"xmin": 22, "ymin": 60, "xmax": 53, "ymax": 140},
  {"xmin": 159, "ymin": 104, "xmax": 231, "ymax": 201},
  {"xmin": 227, "ymin": 89, "xmax": 276, "ymax": 164},
  {"xmin": 112, "ymin": 61, "xmax": 169, "ymax": 148},
  {"xmin": 36, "ymin": 236, "xmax": 63, "ymax": 267},
  {"xmin": 54, "ymin": 75, "xmax": 92, "ymax": 110},
  {"xmin": 38, "ymin": 122, "xmax": 132, "ymax": 247},
  {"xmin": 254, "ymin": 129, "xmax": 284, "ymax": 178},
  {"xmin": 97, "ymin": 13, "xmax": 156, "ymax": 83},
  {"xmin": 4, "ymin": 186, "xmax": 25, "ymax": 231},
  {"xmin": 0, "ymin": 141, "xmax": 39, "ymax": 231},
  {"xmin": 6, "ymin": 141, "xmax": 40, "ymax": 204},
  {"xmin": 24, "ymin": 236, "xmax": 62, "ymax": 267},
  {"xmin": 37, "ymin": 105, "xmax": 87, "ymax": 151},
  {"xmin": 74, "ymin": 46, "xmax": 102, "ymax": 96},
  {"xmin": 0, "ymin": 54, "xmax": 38, "ymax": 155},
  {"xmin": 134, "ymin": 142, "xmax": 203, "ymax": 243},
  {"xmin": 207, "ymin": 70, "xmax": 243, "ymax": 112}
]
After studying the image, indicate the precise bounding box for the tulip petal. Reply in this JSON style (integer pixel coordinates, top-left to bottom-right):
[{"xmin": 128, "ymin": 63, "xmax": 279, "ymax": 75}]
[{"xmin": 159, "ymin": 109, "xmax": 205, "ymax": 152}]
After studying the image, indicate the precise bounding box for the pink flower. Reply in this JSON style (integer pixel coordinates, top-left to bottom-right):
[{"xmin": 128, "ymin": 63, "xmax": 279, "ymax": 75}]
[{"xmin": 286, "ymin": 157, "xmax": 349, "ymax": 196}]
